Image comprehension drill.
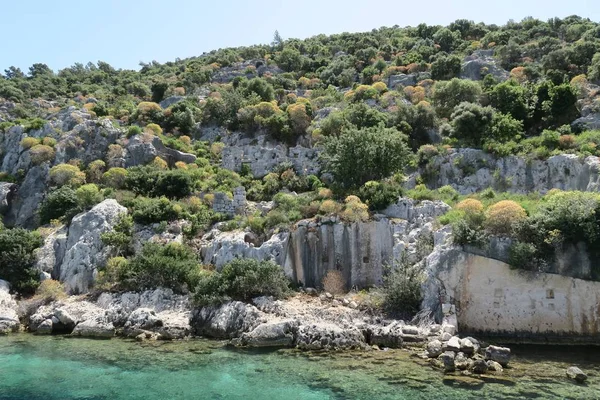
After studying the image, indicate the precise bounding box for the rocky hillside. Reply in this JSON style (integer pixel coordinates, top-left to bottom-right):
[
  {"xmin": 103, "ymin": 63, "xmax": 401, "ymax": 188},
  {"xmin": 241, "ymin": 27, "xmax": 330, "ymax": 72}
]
[{"xmin": 1, "ymin": 15, "xmax": 600, "ymax": 347}]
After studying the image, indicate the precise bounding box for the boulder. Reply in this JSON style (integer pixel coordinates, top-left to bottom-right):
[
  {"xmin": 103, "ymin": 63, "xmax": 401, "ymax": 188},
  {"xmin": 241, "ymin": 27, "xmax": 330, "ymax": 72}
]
[
  {"xmin": 0, "ymin": 280, "xmax": 20, "ymax": 334},
  {"xmin": 485, "ymin": 345, "xmax": 511, "ymax": 366},
  {"xmin": 486, "ymin": 360, "xmax": 504, "ymax": 373},
  {"xmin": 387, "ymin": 74, "xmax": 417, "ymax": 88},
  {"xmin": 296, "ymin": 323, "xmax": 365, "ymax": 350},
  {"xmin": 426, "ymin": 339, "xmax": 443, "ymax": 358},
  {"xmin": 566, "ymin": 366, "xmax": 587, "ymax": 383},
  {"xmin": 72, "ymin": 318, "xmax": 115, "ymax": 338},
  {"xmin": 369, "ymin": 323, "xmax": 404, "ymax": 348},
  {"xmin": 59, "ymin": 199, "xmax": 127, "ymax": 294},
  {"xmin": 471, "ymin": 359, "xmax": 489, "ymax": 374},
  {"xmin": 0, "ymin": 182, "xmax": 17, "ymax": 214},
  {"xmin": 439, "ymin": 351, "xmax": 456, "ymax": 372},
  {"xmin": 443, "ymin": 336, "xmax": 461, "ymax": 352},
  {"xmin": 240, "ymin": 319, "xmax": 298, "ymax": 347},
  {"xmin": 36, "ymin": 319, "xmax": 54, "ymax": 334},
  {"xmin": 124, "ymin": 308, "xmax": 162, "ymax": 336},
  {"xmin": 191, "ymin": 301, "xmax": 263, "ymax": 339},
  {"xmin": 454, "ymin": 352, "xmax": 471, "ymax": 371},
  {"xmin": 460, "ymin": 338, "xmax": 476, "ymax": 355}
]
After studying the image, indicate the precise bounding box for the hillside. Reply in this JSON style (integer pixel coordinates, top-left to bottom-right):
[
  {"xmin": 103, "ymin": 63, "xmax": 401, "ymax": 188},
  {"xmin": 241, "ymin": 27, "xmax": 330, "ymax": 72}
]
[{"xmin": 1, "ymin": 14, "xmax": 600, "ymax": 332}]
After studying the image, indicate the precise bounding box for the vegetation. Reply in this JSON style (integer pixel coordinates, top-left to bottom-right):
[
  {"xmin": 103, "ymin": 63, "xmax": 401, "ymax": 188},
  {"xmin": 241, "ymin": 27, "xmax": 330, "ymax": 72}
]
[
  {"xmin": 194, "ymin": 258, "xmax": 291, "ymax": 305},
  {"xmin": 0, "ymin": 227, "xmax": 43, "ymax": 295}
]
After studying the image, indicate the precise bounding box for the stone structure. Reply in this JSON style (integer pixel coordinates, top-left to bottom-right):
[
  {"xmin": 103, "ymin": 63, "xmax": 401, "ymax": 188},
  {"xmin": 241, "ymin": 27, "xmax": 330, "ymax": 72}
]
[
  {"xmin": 212, "ymin": 187, "xmax": 247, "ymax": 216},
  {"xmin": 424, "ymin": 250, "xmax": 600, "ymax": 340}
]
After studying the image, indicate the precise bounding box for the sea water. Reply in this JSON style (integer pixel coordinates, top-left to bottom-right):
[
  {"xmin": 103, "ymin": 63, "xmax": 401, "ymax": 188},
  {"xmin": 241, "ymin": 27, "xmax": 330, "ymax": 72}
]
[{"xmin": 0, "ymin": 335, "xmax": 598, "ymax": 400}]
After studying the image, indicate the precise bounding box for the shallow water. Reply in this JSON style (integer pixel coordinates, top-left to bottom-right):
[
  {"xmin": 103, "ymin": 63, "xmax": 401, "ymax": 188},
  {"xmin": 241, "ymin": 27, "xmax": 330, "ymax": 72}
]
[{"xmin": 0, "ymin": 335, "xmax": 598, "ymax": 400}]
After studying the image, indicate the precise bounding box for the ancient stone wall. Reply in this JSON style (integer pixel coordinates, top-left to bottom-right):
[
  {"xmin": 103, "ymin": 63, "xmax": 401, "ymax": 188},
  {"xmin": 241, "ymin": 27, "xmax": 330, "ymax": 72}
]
[{"xmin": 212, "ymin": 187, "xmax": 247, "ymax": 216}]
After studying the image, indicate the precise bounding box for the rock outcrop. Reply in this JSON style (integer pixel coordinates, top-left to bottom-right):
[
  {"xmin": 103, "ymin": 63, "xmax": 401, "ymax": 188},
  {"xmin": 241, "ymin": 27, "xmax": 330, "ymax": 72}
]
[
  {"xmin": 0, "ymin": 280, "xmax": 20, "ymax": 334},
  {"xmin": 58, "ymin": 199, "xmax": 127, "ymax": 294},
  {"xmin": 417, "ymin": 148, "xmax": 600, "ymax": 194},
  {"xmin": 461, "ymin": 50, "xmax": 509, "ymax": 81}
]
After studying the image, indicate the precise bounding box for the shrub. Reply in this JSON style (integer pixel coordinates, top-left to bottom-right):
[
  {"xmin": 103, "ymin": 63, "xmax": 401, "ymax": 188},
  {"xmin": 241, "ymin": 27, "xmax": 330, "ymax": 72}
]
[
  {"xmin": 341, "ymin": 196, "xmax": 370, "ymax": 223},
  {"xmin": 38, "ymin": 186, "xmax": 80, "ymax": 224},
  {"xmin": 382, "ymin": 260, "xmax": 423, "ymax": 319},
  {"xmin": 319, "ymin": 199, "xmax": 342, "ymax": 215},
  {"xmin": 455, "ymin": 198, "xmax": 484, "ymax": 223},
  {"xmin": 49, "ymin": 164, "xmax": 86, "ymax": 187},
  {"xmin": 0, "ymin": 227, "xmax": 43, "ymax": 295},
  {"xmin": 194, "ymin": 258, "xmax": 290, "ymax": 306},
  {"xmin": 151, "ymin": 156, "xmax": 168, "ymax": 170},
  {"xmin": 131, "ymin": 196, "xmax": 181, "ymax": 224},
  {"xmin": 321, "ymin": 126, "xmax": 412, "ymax": 189},
  {"xmin": 20, "ymin": 137, "xmax": 40, "ymax": 149},
  {"xmin": 102, "ymin": 167, "xmax": 128, "ymax": 189},
  {"xmin": 145, "ymin": 123, "xmax": 163, "ymax": 136},
  {"xmin": 508, "ymin": 242, "xmax": 539, "ymax": 271},
  {"xmin": 485, "ymin": 200, "xmax": 527, "ymax": 236},
  {"xmin": 450, "ymin": 102, "xmax": 494, "ymax": 146},
  {"xmin": 322, "ymin": 270, "xmax": 346, "ymax": 295},
  {"xmin": 116, "ymin": 243, "xmax": 200, "ymax": 293},
  {"xmin": 95, "ymin": 257, "xmax": 129, "ymax": 291},
  {"xmin": 432, "ymin": 78, "xmax": 482, "ymax": 118},
  {"xmin": 100, "ymin": 214, "xmax": 133, "ymax": 257},
  {"xmin": 358, "ymin": 180, "xmax": 403, "ymax": 211},
  {"xmin": 75, "ymin": 183, "xmax": 104, "ymax": 210},
  {"xmin": 134, "ymin": 102, "xmax": 163, "ymax": 125},
  {"xmin": 29, "ymin": 144, "xmax": 55, "ymax": 165},
  {"xmin": 34, "ymin": 280, "xmax": 67, "ymax": 303},
  {"xmin": 127, "ymin": 125, "xmax": 143, "ymax": 137},
  {"xmin": 86, "ymin": 160, "xmax": 106, "ymax": 183},
  {"xmin": 155, "ymin": 169, "xmax": 194, "ymax": 199}
]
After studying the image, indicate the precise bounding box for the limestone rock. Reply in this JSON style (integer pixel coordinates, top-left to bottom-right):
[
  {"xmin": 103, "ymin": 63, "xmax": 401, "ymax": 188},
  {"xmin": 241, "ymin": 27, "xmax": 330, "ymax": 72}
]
[
  {"xmin": 4, "ymin": 165, "xmax": 49, "ymax": 228},
  {"xmin": 471, "ymin": 359, "xmax": 488, "ymax": 374},
  {"xmin": 460, "ymin": 338, "xmax": 476, "ymax": 355},
  {"xmin": 461, "ymin": 50, "xmax": 509, "ymax": 81},
  {"xmin": 454, "ymin": 352, "xmax": 471, "ymax": 371},
  {"xmin": 240, "ymin": 319, "xmax": 298, "ymax": 347},
  {"xmin": 566, "ymin": 366, "xmax": 588, "ymax": 383},
  {"xmin": 34, "ymin": 225, "xmax": 68, "ymax": 277},
  {"xmin": 485, "ymin": 345, "xmax": 511, "ymax": 366},
  {"xmin": 426, "ymin": 339, "xmax": 443, "ymax": 358},
  {"xmin": 191, "ymin": 301, "xmax": 263, "ymax": 339},
  {"xmin": 439, "ymin": 351, "xmax": 456, "ymax": 372},
  {"xmin": 296, "ymin": 323, "xmax": 365, "ymax": 350},
  {"xmin": 59, "ymin": 199, "xmax": 127, "ymax": 294},
  {"xmin": 486, "ymin": 360, "xmax": 504, "ymax": 373},
  {"xmin": 0, "ymin": 182, "xmax": 17, "ymax": 214},
  {"xmin": 369, "ymin": 323, "xmax": 404, "ymax": 348},
  {"xmin": 72, "ymin": 318, "xmax": 115, "ymax": 338},
  {"xmin": 0, "ymin": 280, "xmax": 20, "ymax": 334},
  {"xmin": 444, "ymin": 336, "xmax": 461, "ymax": 352}
]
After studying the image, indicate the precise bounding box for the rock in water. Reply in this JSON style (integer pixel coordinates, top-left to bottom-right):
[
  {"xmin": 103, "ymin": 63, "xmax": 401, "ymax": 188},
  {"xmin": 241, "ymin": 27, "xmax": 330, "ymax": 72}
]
[
  {"xmin": 566, "ymin": 366, "xmax": 588, "ymax": 383},
  {"xmin": 71, "ymin": 318, "xmax": 115, "ymax": 338},
  {"xmin": 439, "ymin": 351, "xmax": 456, "ymax": 372},
  {"xmin": 191, "ymin": 301, "xmax": 263, "ymax": 339},
  {"xmin": 471, "ymin": 359, "xmax": 488, "ymax": 374},
  {"xmin": 443, "ymin": 336, "xmax": 461, "ymax": 352},
  {"xmin": 426, "ymin": 339, "xmax": 443, "ymax": 358},
  {"xmin": 485, "ymin": 345, "xmax": 511, "ymax": 366},
  {"xmin": 240, "ymin": 319, "xmax": 297, "ymax": 347},
  {"xmin": 486, "ymin": 360, "xmax": 504, "ymax": 373}
]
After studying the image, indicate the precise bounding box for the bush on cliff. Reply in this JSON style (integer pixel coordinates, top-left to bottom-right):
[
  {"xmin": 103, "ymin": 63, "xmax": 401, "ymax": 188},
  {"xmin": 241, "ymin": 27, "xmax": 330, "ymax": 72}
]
[
  {"xmin": 38, "ymin": 186, "xmax": 80, "ymax": 224},
  {"xmin": 0, "ymin": 227, "xmax": 43, "ymax": 295},
  {"xmin": 194, "ymin": 258, "xmax": 291, "ymax": 306},
  {"xmin": 111, "ymin": 242, "xmax": 201, "ymax": 293}
]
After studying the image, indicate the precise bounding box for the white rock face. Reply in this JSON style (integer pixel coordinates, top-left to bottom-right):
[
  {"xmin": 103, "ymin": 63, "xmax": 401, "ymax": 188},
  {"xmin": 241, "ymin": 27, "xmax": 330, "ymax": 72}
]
[
  {"xmin": 0, "ymin": 280, "xmax": 20, "ymax": 334},
  {"xmin": 59, "ymin": 199, "xmax": 127, "ymax": 294},
  {"xmin": 418, "ymin": 148, "xmax": 600, "ymax": 194},
  {"xmin": 201, "ymin": 230, "xmax": 289, "ymax": 269}
]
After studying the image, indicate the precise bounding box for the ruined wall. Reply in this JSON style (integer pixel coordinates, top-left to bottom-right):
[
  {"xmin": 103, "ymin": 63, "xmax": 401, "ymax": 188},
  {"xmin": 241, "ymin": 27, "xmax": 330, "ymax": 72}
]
[{"xmin": 428, "ymin": 251, "xmax": 600, "ymax": 339}]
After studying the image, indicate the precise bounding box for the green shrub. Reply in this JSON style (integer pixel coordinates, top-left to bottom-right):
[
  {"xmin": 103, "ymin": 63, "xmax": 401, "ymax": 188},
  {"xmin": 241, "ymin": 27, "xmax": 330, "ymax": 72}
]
[
  {"xmin": 194, "ymin": 258, "xmax": 291, "ymax": 306},
  {"xmin": 0, "ymin": 227, "xmax": 43, "ymax": 295},
  {"xmin": 321, "ymin": 126, "xmax": 412, "ymax": 189},
  {"xmin": 102, "ymin": 167, "xmax": 128, "ymax": 189},
  {"xmin": 29, "ymin": 144, "xmax": 55, "ymax": 165},
  {"xmin": 49, "ymin": 164, "xmax": 86, "ymax": 187},
  {"xmin": 508, "ymin": 242, "xmax": 539, "ymax": 271},
  {"xmin": 155, "ymin": 169, "xmax": 194, "ymax": 199},
  {"xmin": 38, "ymin": 186, "xmax": 80, "ymax": 224},
  {"xmin": 485, "ymin": 200, "xmax": 527, "ymax": 236},
  {"xmin": 114, "ymin": 243, "xmax": 200, "ymax": 293},
  {"xmin": 382, "ymin": 259, "xmax": 423, "ymax": 319},
  {"xmin": 34, "ymin": 279, "xmax": 67, "ymax": 303},
  {"xmin": 75, "ymin": 183, "xmax": 104, "ymax": 210},
  {"xmin": 127, "ymin": 125, "xmax": 143, "ymax": 137},
  {"xmin": 131, "ymin": 196, "xmax": 181, "ymax": 224},
  {"xmin": 101, "ymin": 214, "xmax": 133, "ymax": 256},
  {"xmin": 358, "ymin": 180, "xmax": 403, "ymax": 211},
  {"xmin": 20, "ymin": 137, "xmax": 40, "ymax": 149}
]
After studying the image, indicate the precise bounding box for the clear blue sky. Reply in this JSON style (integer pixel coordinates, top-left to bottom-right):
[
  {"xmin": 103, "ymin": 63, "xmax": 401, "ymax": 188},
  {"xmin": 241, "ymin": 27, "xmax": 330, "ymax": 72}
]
[{"xmin": 2, "ymin": 0, "xmax": 598, "ymax": 73}]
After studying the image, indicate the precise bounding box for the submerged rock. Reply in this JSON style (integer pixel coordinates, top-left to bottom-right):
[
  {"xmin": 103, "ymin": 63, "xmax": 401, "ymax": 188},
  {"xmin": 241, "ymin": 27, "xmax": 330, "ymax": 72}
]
[
  {"xmin": 239, "ymin": 319, "xmax": 298, "ymax": 347},
  {"xmin": 296, "ymin": 323, "xmax": 365, "ymax": 350},
  {"xmin": 485, "ymin": 345, "xmax": 511, "ymax": 366},
  {"xmin": 72, "ymin": 318, "xmax": 115, "ymax": 338},
  {"xmin": 566, "ymin": 366, "xmax": 588, "ymax": 383}
]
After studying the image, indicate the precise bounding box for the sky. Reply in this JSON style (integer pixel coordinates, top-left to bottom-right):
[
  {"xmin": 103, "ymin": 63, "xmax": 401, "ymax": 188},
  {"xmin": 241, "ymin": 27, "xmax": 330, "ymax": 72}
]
[{"xmin": 1, "ymin": 0, "xmax": 598, "ymax": 73}]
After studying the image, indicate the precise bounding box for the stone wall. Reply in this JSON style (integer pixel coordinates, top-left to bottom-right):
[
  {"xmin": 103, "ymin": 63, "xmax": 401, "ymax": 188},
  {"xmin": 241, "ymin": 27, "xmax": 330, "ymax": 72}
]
[
  {"xmin": 424, "ymin": 250, "xmax": 600, "ymax": 340},
  {"xmin": 212, "ymin": 187, "xmax": 247, "ymax": 216}
]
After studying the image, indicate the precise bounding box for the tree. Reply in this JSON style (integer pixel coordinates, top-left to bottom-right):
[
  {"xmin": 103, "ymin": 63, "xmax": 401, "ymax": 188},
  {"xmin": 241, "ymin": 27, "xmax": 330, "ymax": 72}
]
[
  {"xmin": 433, "ymin": 28, "xmax": 460, "ymax": 52},
  {"xmin": 431, "ymin": 55, "xmax": 461, "ymax": 80},
  {"xmin": 275, "ymin": 47, "xmax": 304, "ymax": 72},
  {"xmin": 590, "ymin": 53, "xmax": 600, "ymax": 83},
  {"xmin": 450, "ymin": 102, "xmax": 494, "ymax": 146},
  {"xmin": 4, "ymin": 66, "xmax": 25, "ymax": 79},
  {"xmin": 488, "ymin": 80, "xmax": 529, "ymax": 122},
  {"xmin": 321, "ymin": 126, "xmax": 412, "ymax": 188},
  {"xmin": 272, "ymin": 30, "xmax": 284, "ymax": 50},
  {"xmin": 0, "ymin": 227, "xmax": 43, "ymax": 295},
  {"xmin": 432, "ymin": 78, "xmax": 482, "ymax": 118}
]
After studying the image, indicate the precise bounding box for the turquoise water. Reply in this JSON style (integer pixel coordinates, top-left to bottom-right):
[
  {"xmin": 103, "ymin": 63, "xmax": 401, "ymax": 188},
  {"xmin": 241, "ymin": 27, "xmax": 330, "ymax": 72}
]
[{"xmin": 0, "ymin": 335, "xmax": 599, "ymax": 400}]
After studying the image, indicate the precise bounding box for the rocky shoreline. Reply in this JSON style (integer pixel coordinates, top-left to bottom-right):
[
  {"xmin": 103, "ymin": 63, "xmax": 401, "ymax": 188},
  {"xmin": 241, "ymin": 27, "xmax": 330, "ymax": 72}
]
[{"xmin": 3, "ymin": 281, "xmax": 592, "ymax": 384}]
